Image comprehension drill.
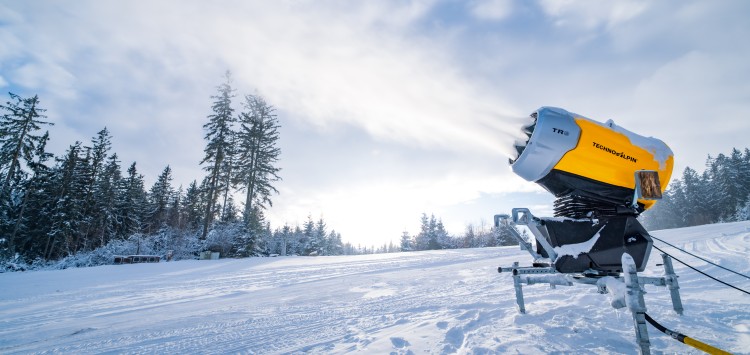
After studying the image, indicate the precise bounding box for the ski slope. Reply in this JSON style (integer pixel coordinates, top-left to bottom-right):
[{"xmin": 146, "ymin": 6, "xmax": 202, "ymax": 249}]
[{"xmin": 1, "ymin": 222, "xmax": 749, "ymax": 354}]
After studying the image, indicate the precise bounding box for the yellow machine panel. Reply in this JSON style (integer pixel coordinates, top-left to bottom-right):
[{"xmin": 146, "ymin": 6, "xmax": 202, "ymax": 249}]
[{"xmin": 553, "ymin": 118, "xmax": 674, "ymax": 210}]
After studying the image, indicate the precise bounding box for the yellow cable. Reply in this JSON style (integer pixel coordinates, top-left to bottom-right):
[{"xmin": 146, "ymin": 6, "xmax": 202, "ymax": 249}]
[{"xmin": 683, "ymin": 336, "xmax": 732, "ymax": 355}]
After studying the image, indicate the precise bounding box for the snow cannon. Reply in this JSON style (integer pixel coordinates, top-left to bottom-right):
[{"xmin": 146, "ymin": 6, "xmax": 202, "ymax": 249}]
[
  {"xmin": 502, "ymin": 107, "xmax": 674, "ymax": 274},
  {"xmin": 510, "ymin": 106, "xmax": 674, "ymax": 216}
]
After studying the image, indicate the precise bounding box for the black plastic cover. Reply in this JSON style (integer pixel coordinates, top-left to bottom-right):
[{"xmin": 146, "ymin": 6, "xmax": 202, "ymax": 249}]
[{"xmin": 537, "ymin": 216, "xmax": 652, "ymax": 274}]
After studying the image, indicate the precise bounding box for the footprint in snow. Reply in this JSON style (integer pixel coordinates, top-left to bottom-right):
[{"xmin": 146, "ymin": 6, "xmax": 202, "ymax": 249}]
[
  {"xmin": 444, "ymin": 326, "xmax": 465, "ymax": 348},
  {"xmin": 390, "ymin": 337, "xmax": 410, "ymax": 348}
]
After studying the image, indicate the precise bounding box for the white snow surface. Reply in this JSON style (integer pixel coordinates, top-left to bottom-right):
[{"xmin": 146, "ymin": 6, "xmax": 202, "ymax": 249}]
[{"xmin": 1, "ymin": 222, "xmax": 750, "ymax": 354}]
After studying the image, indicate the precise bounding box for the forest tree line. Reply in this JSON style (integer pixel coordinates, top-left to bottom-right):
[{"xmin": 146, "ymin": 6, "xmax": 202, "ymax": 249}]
[
  {"xmin": 0, "ymin": 73, "xmax": 311, "ymax": 268},
  {"xmin": 641, "ymin": 147, "xmax": 750, "ymax": 230},
  {"xmin": 0, "ymin": 75, "xmax": 516, "ymax": 272}
]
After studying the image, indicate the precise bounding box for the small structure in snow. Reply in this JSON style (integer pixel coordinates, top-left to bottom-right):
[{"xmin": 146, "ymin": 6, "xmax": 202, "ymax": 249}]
[
  {"xmin": 113, "ymin": 255, "xmax": 160, "ymax": 264},
  {"xmin": 199, "ymin": 251, "xmax": 220, "ymax": 260}
]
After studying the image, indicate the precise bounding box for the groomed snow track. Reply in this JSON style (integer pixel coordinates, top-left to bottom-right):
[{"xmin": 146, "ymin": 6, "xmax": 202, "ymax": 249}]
[{"xmin": 1, "ymin": 222, "xmax": 749, "ymax": 354}]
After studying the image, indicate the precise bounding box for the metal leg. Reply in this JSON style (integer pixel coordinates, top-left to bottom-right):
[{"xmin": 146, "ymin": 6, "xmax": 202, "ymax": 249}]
[
  {"xmin": 511, "ymin": 262, "xmax": 526, "ymax": 314},
  {"xmin": 623, "ymin": 253, "xmax": 651, "ymax": 355},
  {"xmin": 661, "ymin": 253, "xmax": 684, "ymax": 315}
]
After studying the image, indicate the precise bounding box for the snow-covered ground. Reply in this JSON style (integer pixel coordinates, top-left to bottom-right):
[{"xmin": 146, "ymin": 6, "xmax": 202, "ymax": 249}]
[{"xmin": 1, "ymin": 222, "xmax": 749, "ymax": 354}]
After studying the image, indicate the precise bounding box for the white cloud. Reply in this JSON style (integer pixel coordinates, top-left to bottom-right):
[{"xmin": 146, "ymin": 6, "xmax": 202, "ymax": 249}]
[
  {"xmin": 537, "ymin": 0, "xmax": 649, "ymax": 30},
  {"xmin": 3, "ymin": 1, "xmax": 529, "ymax": 184},
  {"xmin": 13, "ymin": 62, "xmax": 77, "ymax": 99},
  {"xmin": 211, "ymin": 2, "xmax": 527, "ymax": 155},
  {"xmin": 469, "ymin": 0, "xmax": 514, "ymax": 21},
  {"xmin": 628, "ymin": 50, "xmax": 750, "ymax": 175}
]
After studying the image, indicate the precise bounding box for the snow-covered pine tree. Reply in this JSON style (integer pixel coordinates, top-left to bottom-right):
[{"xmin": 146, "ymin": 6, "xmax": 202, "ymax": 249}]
[
  {"xmin": 291, "ymin": 224, "xmax": 304, "ymax": 255},
  {"xmin": 0, "ymin": 93, "xmax": 53, "ymax": 198},
  {"xmin": 413, "ymin": 213, "xmax": 430, "ymax": 250},
  {"xmin": 167, "ymin": 185, "xmax": 183, "ymax": 230},
  {"xmin": 494, "ymin": 223, "xmax": 517, "ymax": 246},
  {"xmin": 326, "ymin": 229, "xmax": 343, "ymax": 255},
  {"xmin": 275, "ymin": 224, "xmax": 293, "ymax": 256},
  {"xmin": 729, "ymin": 148, "xmax": 750, "ymax": 217},
  {"xmin": 641, "ymin": 178, "xmax": 682, "ymax": 230},
  {"xmin": 463, "ymin": 224, "xmax": 476, "ymax": 248},
  {"xmin": 313, "ymin": 217, "xmax": 327, "ymax": 255},
  {"xmin": 146, "ymin": 166, "xmax": 174, "ymax": 234},
  {"xmin": 399, "ymin": 231, "xmax": 412, "ymax": 251},
  {"xmin": 709, "ymin": 152, "xmax": 745, "ymax": 221},
  {"xmin": 302, "ymin": 215, "xmax": 319, "ymax": 255},
  {"xmin": 6, "ymin": 131, "xmax": 53, "ymax": 258},
  {"xmin": 116, "ymin": 162, "xmax": 148, "ymax": 239},
  {"xmin": 200, "ymin": 72, "xmax": 236, "ymax": 239},
  {"xmin": 232, "ymin": 206, "xmax": 267, "ymax": 257},
  {"xmin": 234, "ymin": 94, "xmax": 282, "ymax": 229},
  {"xmin": 45, "ymin": 143, "xmax": 90, "ymax": 259},
  {"xmin": 0, "ymin": 93, "xmax": 53, "ymax": 256},
  {"xmin": 218, "ymin": 134, "xmax": 237, "ymax": 222},
  {"xmin": 90, "ymin": 153, "xmax": 122, "ymax": 248},
  {"xmin": 434, "ymin": 218, "xmax": 451, "ymax": 249},
  {"xmin": 678, "ymin": 167, "xmax": 713, "ymax": 226},
  {"xmin": 66, "ymin": 128, "xmax": 113, "ymax": 251},
  {"xmin": 248, "ymin": 204, "xmax": 267, "ymax": 246},
  {"xmin": 221, "ymin": 196, "xmax": 240, "ymax": 223},
  {"xmin": 180, "ymin": 180, "xmax": 204, "ymax": 232}
]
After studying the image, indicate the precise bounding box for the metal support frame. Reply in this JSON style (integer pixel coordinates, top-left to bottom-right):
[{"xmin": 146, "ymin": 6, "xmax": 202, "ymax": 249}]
[
  {"xmin": 623, "ymin": 253, "xmax": 651, "ymax": 354},
  {"xmin": 494, "ymin": 210, "xmax": 558, "ymax": 263},
  {"xmin": 661, "ymin": 253, "xmax": 684, "ymax": 315},
  {"xmin": 498, "ymin": 253, "xmax": 683, "ymax": 354}
]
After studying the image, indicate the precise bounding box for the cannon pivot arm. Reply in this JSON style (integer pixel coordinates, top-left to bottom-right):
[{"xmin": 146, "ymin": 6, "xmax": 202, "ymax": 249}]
[{"xmin": 494, "ymin": 209, "xmax": 557, "ymax": 262}]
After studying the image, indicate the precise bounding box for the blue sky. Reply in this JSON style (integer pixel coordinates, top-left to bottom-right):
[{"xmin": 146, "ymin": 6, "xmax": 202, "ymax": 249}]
[{"xmin": 2, "ymin": 1, "xmax": 750, "ymax": 246}]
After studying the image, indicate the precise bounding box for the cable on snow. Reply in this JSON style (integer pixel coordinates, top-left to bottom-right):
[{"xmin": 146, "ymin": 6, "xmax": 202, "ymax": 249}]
[
  {"xmin": 651, "ymin": 235, "xmax": 750, "ymax": 280},
  {"xmin": 652, "ymin": 244, "xmax": 750, "ymax": 296}
]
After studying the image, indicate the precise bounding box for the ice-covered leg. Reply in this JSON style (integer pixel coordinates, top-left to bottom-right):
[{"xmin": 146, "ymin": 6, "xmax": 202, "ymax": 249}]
[
  {"xmin": 511, "ymin": 262, "xmax": 526, "ymax": 314},
  {"xmin": 623, "ymin": 253, "xmax": 651, "ymax": 355},
  {"xmin": 661, "ymin": 253, "xmax": 684, "ymax": 315}
]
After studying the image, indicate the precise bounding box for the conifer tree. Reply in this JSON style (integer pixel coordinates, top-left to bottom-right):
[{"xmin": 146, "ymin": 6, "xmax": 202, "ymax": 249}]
[
  {"xmin": 399, "ymin": 231, "xmax": 412, "ymax": 251},
  {"xmin": 218, "ymin": 135, "xmax": 237, "ymax": 222},
  {"xmin": 0, "ymin": 93, "xmax": 53, "ymax": 256},
  {"xmin": 7, "ymin": 131, "xmax": 53, "ymax": 256},
  {"xmin": 117, "ymin": 162, "xmax": 147, "ymax": 238},
  {"xmin": 313, "ymin": 217, "xmax": 327, "ymax": 255},
  {"xmin": 0, "ymin": 93, "xmax": 53, "ymax": 197},
  {"xmin": 276, "ymin": 224, "xmax": 293, "ymax": 256},
  {"xmin": 302, "ymin": 215, "xmax": 318, "ymax": 255},
  {"xmin": 167, "ymin": 185, "xmax": 183, "ymax": 230},
  {"xmin": 90, "ymin": 153, "xmax": 122, "ymax": 248},
  {"xmin": 45, "ymin": 143, "xmax": 89, "ymax": 259},
  {"xmin": 433, "ymin": 218, "xmax": 450, "ymax": 249},
  {"xmin": 146, "ymin": 166, "xmax": 174, "ymax": 234},
  {"xmin": 181, "ymin": 180, "xmax": 204, "ymax": 232},
  {"xmin": 235, "ymin": 94, "xmax": 281, "ymax": 227},
  {"xmin": 200, "ymin": 72, "xmax": 236, "ymax": 239},
  {"xmin": 326, "ymin": 229, "xmax": 343, "ymax": 255}
]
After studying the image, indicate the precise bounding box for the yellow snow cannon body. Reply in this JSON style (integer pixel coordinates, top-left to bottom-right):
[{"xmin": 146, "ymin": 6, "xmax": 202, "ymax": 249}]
[
  {"xmin": 510, "ymin": 106, "xmax": 674, "ymax": 218},
  {"xmin": 506, "ymin": 107, "xmax": 674, "ymax": 274}
]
